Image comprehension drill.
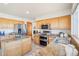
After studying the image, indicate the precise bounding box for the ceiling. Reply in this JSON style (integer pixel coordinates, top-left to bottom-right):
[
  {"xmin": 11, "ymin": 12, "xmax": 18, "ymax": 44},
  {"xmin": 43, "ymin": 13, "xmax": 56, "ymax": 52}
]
[{"xmin": 0, "ymin": 3, "xmax": 73, "ymax": 19}]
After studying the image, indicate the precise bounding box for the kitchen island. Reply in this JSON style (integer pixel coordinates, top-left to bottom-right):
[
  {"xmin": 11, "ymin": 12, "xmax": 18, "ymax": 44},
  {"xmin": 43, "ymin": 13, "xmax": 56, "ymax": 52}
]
[{"xmin": 0, "ymin": 35, "xmax": 32, "ymax": 56}]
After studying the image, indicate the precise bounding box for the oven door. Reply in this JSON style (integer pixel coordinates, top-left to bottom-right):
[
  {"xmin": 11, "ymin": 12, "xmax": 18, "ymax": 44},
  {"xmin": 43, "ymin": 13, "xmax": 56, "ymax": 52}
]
[{"xmin": 40, "ymin": 40, "xmax": 47, "ymax": 46}]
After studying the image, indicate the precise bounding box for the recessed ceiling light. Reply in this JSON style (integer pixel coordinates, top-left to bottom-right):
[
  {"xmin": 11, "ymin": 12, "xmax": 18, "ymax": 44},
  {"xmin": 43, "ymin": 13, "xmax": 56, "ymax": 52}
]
[{"xmin": 26, "ymin": 11, "xmax": 30, "ymax": 14}]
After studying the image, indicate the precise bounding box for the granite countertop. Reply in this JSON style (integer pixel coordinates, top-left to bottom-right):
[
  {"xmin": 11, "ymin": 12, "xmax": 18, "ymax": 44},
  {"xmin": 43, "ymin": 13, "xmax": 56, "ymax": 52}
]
[
  {"xmin": 1, "ymin": 35, "xmax": 30, "ymax": 43},
  {"xmin": 15, "ymin": 35, "xmax": 27, "ymax": 40}
]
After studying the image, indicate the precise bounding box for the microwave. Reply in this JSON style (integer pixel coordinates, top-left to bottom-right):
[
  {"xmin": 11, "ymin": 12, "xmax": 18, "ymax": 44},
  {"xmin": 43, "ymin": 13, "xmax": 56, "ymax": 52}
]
[{"xmin": 41, "ymin": 24, "xmax": 49, "ymax": 29}]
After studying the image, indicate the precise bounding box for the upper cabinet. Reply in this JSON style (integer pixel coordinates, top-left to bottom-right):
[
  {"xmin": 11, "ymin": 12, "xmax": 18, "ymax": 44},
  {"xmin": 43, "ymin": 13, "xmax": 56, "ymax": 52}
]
[
  {"xmin": 0, "ymin": 18, "xmax": 24, "ymax": 24},
  {"xmin": 35, "ymin": 15, "xmax": 71, "ymax": 30},
  {"xmin": 58, "ymin": 16, "xmax": 71, "ymax": 30},
  {"xmin": 50, "ymin": 18, "xmax": 59, "ymax": 29},
  {"xmin": 27, "ymin": 21, "xmax": 32, "ymax": 36}
]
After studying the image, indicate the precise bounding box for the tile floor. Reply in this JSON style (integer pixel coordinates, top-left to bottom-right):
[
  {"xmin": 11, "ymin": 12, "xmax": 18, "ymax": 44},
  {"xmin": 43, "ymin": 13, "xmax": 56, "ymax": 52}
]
[
  {"xmin": 0, "ymin": 42, "xmax": 44, "ymax": 56},
  {"xmin": 0, "ymin": 49, "xmax": 1, "ymax": 56},
  {"xmin": 24, "ymin": 42, "xmax": 43, "ymax": 56}
]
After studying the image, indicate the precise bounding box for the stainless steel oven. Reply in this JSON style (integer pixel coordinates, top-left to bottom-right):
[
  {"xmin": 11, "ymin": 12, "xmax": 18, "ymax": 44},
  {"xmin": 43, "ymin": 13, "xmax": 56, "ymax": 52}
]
[{"xmin": 40, "ymin": 35, "xmax": 48, "ymax": 46}]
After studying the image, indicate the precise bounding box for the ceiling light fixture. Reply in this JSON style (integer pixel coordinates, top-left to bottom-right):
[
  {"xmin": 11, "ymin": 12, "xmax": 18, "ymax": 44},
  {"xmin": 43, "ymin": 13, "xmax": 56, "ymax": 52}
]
[{"xmin": 26, "ymin": 11, "xmax": 30, "ymax": 14}]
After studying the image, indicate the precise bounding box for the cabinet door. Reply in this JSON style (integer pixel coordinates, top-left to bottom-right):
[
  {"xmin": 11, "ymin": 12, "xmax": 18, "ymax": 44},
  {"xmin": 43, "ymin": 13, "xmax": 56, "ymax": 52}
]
[
  {"xmin": 4, "ymin": 40, "xmax": 22, "ymax": 56},
  {"xmin": 59, "ymin": 17, "xmax": 66, "ymax": 29},
  {"xmin": 59, "ymin": 16, "xmax": 71, "ymax": 29},
  {"xmin": 22, "ymin": 38, "xmax": 32, "ymax": 55},
  {"xmin": 36, "ymin": 22, "xmax": 41, "ymax": 29},
  {"xmin": 33, "ymin": 35, "xmax": 39, "ymax": 44},
  {"xmin": 65, "ymin": 16, "xmax": 71, "ymax": 29},
  {"xmin": 27, "ymin": 22, "xmax": 32, "ymax": 36},
  {"xmin": 15, "ymin": 40, "xmax": 22, "ymax": 56},
  {"xmin": 50, "ymin": 18, "xmax": 59, "ymax": 29}
]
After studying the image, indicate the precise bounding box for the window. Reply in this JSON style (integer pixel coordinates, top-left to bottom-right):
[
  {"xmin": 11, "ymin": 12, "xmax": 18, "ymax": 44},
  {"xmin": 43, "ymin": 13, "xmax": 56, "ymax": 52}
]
[{"xmin": 71, "ymin": 4, "xmax": 79, "ymax": 38}]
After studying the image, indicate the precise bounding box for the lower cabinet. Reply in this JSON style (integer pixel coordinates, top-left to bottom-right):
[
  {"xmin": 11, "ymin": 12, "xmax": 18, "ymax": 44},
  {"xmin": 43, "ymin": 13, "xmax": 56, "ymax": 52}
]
[
  {"xmin": 33, "ymin": 35, "xmax": 53, "ymax": 45},
  {"xmin": 22, "ymin": 38, "xmax": 32, "ymax": 55},
  {"xmin": 33, "ymin": 35, "xmax": 40, "ymax": 45},
  {"xmin": 1, "ymin": 40, "xmax": 22, "ymax": 56},
  {"xmin": 1, "ymin": 37, "xmax": 32, "ymax": 56}
]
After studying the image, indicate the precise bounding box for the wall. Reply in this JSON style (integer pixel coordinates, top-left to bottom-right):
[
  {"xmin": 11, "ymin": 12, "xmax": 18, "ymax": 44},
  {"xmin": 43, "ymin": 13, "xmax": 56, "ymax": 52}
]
[
  {"xmin": 35, "ymin": 9, "xmax": 71, "ymax": 21},
  {"xmin": 35, "ymin": 15, "xmax": 71, "ymax": 34}
]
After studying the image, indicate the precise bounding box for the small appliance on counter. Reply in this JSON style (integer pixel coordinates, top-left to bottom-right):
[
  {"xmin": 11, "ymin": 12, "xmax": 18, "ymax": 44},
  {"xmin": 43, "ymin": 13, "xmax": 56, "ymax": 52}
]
[
  {"xmin": 0, "ymin": 31, "xmax": 5, "ymax": 36},
  {"xmin": 33, "ymin": 30, "xmax": 38, "ymax": 34}
]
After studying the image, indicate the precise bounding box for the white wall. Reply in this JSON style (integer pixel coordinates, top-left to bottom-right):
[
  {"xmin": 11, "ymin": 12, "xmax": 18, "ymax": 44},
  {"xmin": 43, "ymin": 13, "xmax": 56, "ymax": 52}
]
[
  {"xmin": 0, "ymin": 13, "xmax": 29, "ymax": 21},
  {"xmin": 0, "ymin": 13, "xmax": 19, "ymax": 20},
  {"xmin": 51, "ymin": 30, "xmax": 71, "ymax": 34},
  {"xmin": 35, "ymin": 9, "xmax": 71, "ymax": 21}
]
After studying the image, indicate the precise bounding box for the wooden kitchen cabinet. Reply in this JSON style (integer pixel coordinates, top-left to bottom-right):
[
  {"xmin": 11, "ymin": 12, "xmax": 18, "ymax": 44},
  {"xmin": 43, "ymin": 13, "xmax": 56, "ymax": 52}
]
[
  {"xmin": 22, "ymin": 37, "xmax": 32, "ymax": 55},
  {"xmin": 27, "ymin": 21, "xmax": 32, "ymax": 36},
  {"xmin": 58, "ymin": 16, "xmax": 71, "ymax": 29},
  {"xmin": 65, "ymin": 16, "xmax": 71, "ymax": 29},
  {"xmin": 1, "ymin": 36, "xmax": 32, "ymax": 56},
  {"xmin": 50, "ymin": 18, "xmax": 59, "ymax": 29},
  {"xmin": 35, "ymin": 15, "xmax": 71, "ymax": 30},
  {"xmin": 48, "ymin": 36, "xmax": 53, "ymax": 43},
  {"xmin": 33, "ymin": 34, "xmax": 40, "ymax": 45},
  {"xmin": 1, "ymin": 40, "xmax": 22, "ymax": 56}
]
